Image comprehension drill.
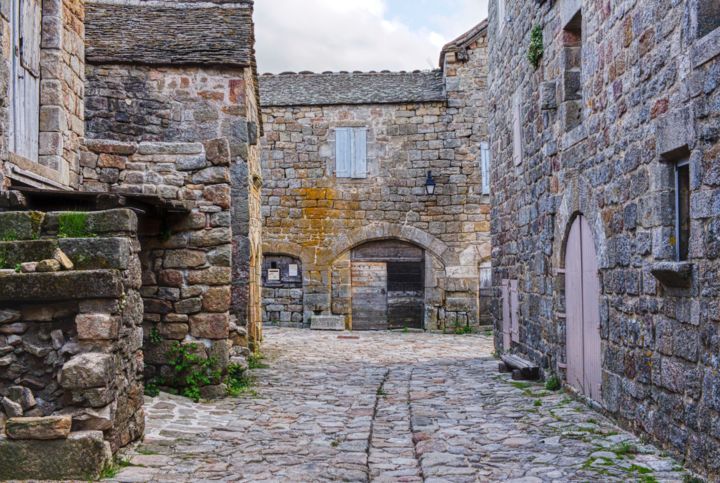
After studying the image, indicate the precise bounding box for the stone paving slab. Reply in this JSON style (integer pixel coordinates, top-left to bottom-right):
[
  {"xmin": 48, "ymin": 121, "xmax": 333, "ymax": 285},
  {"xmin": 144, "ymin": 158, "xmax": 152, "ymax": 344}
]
[{"xmin": 111, "ymin": 328, "xmax": 694, "ymax": 482}]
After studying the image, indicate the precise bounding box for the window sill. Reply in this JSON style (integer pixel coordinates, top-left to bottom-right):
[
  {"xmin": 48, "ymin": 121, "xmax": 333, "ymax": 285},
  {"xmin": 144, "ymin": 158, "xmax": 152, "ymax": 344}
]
[
  {"xmin": 7, "ymin": 153, "xmax": 69, "ymax": 190},
  {"xmin": 650, "ymin": 261, "xmax": 693, "ymax": 289},
  {"xmin": 693, "ymin": 27, "xmax": 720, "ymax": 68}
]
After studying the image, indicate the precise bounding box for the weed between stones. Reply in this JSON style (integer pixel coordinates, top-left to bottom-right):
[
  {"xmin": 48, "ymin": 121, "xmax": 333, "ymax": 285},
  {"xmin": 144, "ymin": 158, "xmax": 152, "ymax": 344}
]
[
  {"xmin": 58, "ymin": 213, "xmax": 95, "ymax": 238},
  {"xmin": 144, "ymin": 342, "xmax": 254, "ymax": 401}
]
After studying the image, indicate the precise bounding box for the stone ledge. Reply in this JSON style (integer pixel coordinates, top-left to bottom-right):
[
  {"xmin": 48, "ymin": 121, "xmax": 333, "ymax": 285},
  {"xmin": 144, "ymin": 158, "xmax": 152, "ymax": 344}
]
[
  {"xmin": 0, "ymin": 270, "xmax": 124, "ymax": 301},
  {"xmin": 310, "ymin": 315, "xmax": 346, "ymax": 331},
  {"xmin": 0, "ymin": 238, "xmax": 132, "ymax": 270},
  {"xmin": 650, "ymin": 262, "xmax": 693, "ymax": 289},
  {"xmin": 0, "ymin": 431, "xmax": 111, "ymax": 480}
]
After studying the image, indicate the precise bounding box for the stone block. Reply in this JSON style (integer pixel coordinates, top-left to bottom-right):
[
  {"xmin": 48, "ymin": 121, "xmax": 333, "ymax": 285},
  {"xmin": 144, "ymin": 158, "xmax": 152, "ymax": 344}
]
[
  {"xmin": 656, "ymin": 107, "xmax": 694, "ymax": 160},
  {"xmin": 84, "ymin": 139, "xmax": 137, "ymax": 155},
  {"xmin": 1, "ymin": 398, "xmax": 23, "ymax": 417},
  {"xmin": 0, "ymin": 212, "xmax": 44, "ymax": 241},
  {"xmin": 202, "ymin": 286, "xmax": 231, "ymax": 312},
  {"xmin": 76, "ymin": 313, "xmax": 119, "ymax": 340},
  {"xmin": 36, "ymin": 259, "xmax": 61, "ymax": 272},
  {"xmin": 5, "ymin": 416, "xmax": 72, "ymax": 440},
  {"xmin": 60, "ymin": 353, "xmax": 114, "ymax": 390},
  {"xmin": 164, "ymin": 249, "xmax": 207, "ymax": 268},
  {"xmin": 189, "ymin": 313, "xmax": 230, "ymax": 339},
  {"xmin": 650, "ymin": 262, "xmax": 693, "ymax": 288},
  {"xmin": 192, "ymin": 167, "xmax": 230, "ymax": 184},
  {"xmin": 6, "ymin": 387, "xmax": 36, "ymax": 411},
  {"xmin": 310, "ymin": 315, "xmax": 345, "ymax": 331},
  {"xmin": 159, "ymin": 322, "xmax": 189, "ymax": 340},
  {"xmin": 204, "ymin": 138, "xmax": 231, "ymax": 166},
  {"xmin": 0, "ymin": 430, "xmax": 112, "ymax": 480},
  {"xmin": 58, "ymin": 237, "xmax": 132, "ymax": 270},
  {"xmin": 0, "ymin": 271, "xmax": 124, "ymax": 302},
  {"xmin": 187, "ymin": 267, "xmax": 232, "ymax": 285},
  {"xmin": 0, "ymin": 310, "xmax": 20, "ymax": 325}
]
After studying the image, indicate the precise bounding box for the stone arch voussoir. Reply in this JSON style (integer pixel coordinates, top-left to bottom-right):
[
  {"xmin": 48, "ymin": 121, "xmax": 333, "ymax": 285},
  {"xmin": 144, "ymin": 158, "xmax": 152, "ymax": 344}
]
[{"xmin": 327, "ymin": 222, "xmax": 456, "ymax": 267}]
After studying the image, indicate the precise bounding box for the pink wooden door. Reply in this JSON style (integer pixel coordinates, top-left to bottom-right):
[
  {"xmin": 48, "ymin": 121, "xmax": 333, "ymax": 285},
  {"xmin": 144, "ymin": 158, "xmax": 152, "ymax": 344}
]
[
  {"xmin": 501, "ymin": 280, "xmax": 511, "ymax": 350},
  {"xmin": 565, "ymin": 215, "xmax": 602, "ymax": 401}
]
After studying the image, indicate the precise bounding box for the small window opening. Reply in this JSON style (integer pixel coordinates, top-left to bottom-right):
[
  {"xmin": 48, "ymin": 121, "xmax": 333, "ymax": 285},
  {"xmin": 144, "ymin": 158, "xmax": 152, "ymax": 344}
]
[
  {"xmin": 698, "ymin": 0, "xmax": 720, "ymax": 38},
  {"xmin": 270, "ymin": 262, "xmax": 278, "ymax": 269},
  {"xmin": 674, "ymin": 160, "xmax": 690, "ymax": 261},
  {"xmin": 562, "ymin": 11, "xmax": 583, "ymax": 132},
  {"xmin": 497, "ymin": 0, "xmax": 506, "ymax": 34},
  {"xmin": 480, "ymin": 142, "xmax": 491, "ymax": 194}
]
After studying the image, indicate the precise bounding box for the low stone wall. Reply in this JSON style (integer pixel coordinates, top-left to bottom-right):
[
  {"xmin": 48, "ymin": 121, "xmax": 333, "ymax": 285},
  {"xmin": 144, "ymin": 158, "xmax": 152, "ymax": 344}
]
[
  {"xmin": 81, "ymin": 139, "xmax": 247, "ymax": 397},
  {"xmin": 0, "ymin": 209, "xmax": 144, "ymax": 479},
  {"xmin": 262, "ymin": 287, "xmax": 304, "ymax": 328}
]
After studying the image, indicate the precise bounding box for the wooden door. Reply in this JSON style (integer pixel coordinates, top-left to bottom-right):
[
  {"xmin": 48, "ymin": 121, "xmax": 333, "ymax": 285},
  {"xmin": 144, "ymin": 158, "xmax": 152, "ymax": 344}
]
[
  {"xmin": 501, "ymin": 280, "xmax": 511, "ymax": 350},
  {"xmin": 351, "ymin": 262, "xmax": 387, "ymax": 330},
  {"xmin": 565, "ymin": 215, "xmax": 602, "ymax": 401},
  {"xmin": 10, "ymin": 0, "xmax": 41, "ymax": 161},
  {"xmin": 386, "ymin": 261, "xmax": 424, "ymax": 329}
]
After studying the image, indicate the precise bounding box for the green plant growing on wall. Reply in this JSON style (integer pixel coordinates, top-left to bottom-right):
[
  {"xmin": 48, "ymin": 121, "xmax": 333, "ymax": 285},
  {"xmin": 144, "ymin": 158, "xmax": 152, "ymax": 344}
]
[
  {"xmin": 226, "ymin": 363, "xmax": 253, "ymax": 397},
  {"xmin": 149, "ymin": 326, "xmax": 162, "ymax": 346},
  {"xmin": 58, "ymin": 212, "xmax": 94, "ymax": 238},
  {"xmin": 527, "ymin": 24, "xmax": 544, "ymax": 69},
  {"xmin": 165, "ymin": 342, "xmax": 222, "ymax": 402}
]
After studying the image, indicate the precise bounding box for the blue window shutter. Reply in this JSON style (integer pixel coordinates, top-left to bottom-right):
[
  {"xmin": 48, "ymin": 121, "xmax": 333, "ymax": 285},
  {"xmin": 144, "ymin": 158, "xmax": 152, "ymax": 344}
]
[
  {"xmin": 352, "ymin": 128, "xmax": 367, "ymax": 178},
  {"xmin": 335, "ymin": 128, "xmax": 351, "ymax": 178},
  {"xmin": 480, "ymin": 142, "xmax": 491, "ymax": 195}
]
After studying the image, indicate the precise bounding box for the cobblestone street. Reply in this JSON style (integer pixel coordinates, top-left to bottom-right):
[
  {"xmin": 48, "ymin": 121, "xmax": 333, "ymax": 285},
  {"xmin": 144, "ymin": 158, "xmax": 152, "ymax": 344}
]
[{"xmin": 114, "ymin": 329, "xmax": 691, "ymax": 482}]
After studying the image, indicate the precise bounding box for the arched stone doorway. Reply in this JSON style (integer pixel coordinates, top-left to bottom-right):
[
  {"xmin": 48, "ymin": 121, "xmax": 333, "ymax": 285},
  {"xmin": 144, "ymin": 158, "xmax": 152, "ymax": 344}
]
[
  {"xmin": 350, "ymin": 239, "xmax": 425, "ymax": 330},
  {"xmin": 564, "ymin": 214, "xmax": 602, "ymax": 401}
]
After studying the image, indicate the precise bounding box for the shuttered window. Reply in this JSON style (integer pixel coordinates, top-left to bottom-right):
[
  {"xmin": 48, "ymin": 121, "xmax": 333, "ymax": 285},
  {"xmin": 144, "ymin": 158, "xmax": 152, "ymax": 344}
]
[
  {"xmin": 335, "ymin": 127, "xmax": 367, "ymax": 179},
  {"xmin": 9, "ymin": 0, "xmax": 41, "ymax": 162},
  {"xmin": 480, "ymin": 142, "xmax": 491, "ymax": 195}
]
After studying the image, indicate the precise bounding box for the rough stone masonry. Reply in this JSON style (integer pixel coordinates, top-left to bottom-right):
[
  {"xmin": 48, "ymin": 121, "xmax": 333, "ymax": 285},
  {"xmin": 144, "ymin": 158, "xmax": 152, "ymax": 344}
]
[
  {"xmin": 0, "ymin": 0, "xmax": 263, "ymax": 479},
  {"xmin": 487, "ymin": 0, "xmax": 720, "ymax": 478},
  {"xmin": 259, "ymin": 22, "xmax": 492, "ymax": 332}
]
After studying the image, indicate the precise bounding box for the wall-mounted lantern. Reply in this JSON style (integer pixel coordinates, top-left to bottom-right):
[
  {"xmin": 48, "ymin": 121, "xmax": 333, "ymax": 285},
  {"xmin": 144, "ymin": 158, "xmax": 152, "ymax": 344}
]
[{"xmin": 425, "ymin": 171, "xmax": 436, "ymax": 195}]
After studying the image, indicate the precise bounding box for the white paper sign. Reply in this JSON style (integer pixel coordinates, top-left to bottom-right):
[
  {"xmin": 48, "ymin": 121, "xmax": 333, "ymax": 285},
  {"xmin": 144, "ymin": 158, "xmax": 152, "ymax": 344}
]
[
  {"xmin": 268, "ymin": 269, "xmax": 280, "ymax": 281},
  {"xmin": 288, "ymin": 264, "xmax": 298, "ymax": 277}
]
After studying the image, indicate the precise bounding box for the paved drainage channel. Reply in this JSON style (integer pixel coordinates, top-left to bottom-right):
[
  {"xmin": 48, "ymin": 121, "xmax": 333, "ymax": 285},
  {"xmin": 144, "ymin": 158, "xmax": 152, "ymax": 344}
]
[{"xmin": 110, "ymin": 328, "xmax": 696, "ymax": 483}]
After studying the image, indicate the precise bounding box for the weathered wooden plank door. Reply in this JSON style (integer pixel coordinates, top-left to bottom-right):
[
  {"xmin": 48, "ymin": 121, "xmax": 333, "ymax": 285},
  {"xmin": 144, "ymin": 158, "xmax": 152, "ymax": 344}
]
[
  {"xmin": 9, "ymin": 0, "xmax": 41, "ymax": 161},
  {"xmin": 510, "ymin": 279, "xmax": 519, "ymax": 343},
  {"xmin": 565, "ymin": 215, "xmax": 602, "ymax": 401},
  {"xmin": 351, "ymin": 262, "xmax": 387, "ymax": 330},
  {"xmin": 386, "ymin": 261, "xmax": 424, "ymax": 329},
  {"xmin": 501, "ymin": 279, "xmax": 511, "ymax": 350}
]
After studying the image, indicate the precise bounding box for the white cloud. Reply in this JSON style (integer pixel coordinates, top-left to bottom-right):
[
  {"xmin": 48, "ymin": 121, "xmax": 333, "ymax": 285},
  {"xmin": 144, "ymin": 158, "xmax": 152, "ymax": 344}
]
[{"xmin": 254, "ymin": 0, "xmax": 488, "ymax": 74}]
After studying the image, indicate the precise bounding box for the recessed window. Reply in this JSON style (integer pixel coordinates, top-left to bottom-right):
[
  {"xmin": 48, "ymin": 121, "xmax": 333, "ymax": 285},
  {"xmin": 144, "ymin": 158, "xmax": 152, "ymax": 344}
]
[
  {"xmin": 562, "ymin": 11, "xmax": 583, "ymax": 132},
  {"xmin": 674, "ymin": 160, "xmax": 690, "ymax": 261},
  {"xmin": 512, "ymin": 91, "xmax": 523, "ymax": 165},
  {"xmin": 480, "ymin": 142, "xmax": 491, "ymax": 195},
  {"xmin": 335, "ymin": 127, "xmax": 367, "ymax": 179},
  {"xmin": 698, "ymin": 0, "xmax": 720, "ymax": 38},
  {"xmin": 497, "ymin": 0, "xmax": 506, "ymax": 34}
]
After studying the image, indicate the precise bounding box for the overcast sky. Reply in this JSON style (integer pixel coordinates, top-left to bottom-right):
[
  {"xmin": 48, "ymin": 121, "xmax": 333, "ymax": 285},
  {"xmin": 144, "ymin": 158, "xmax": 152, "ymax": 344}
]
[{"xmin": 255, "ymin": 0, "xmax": 489, "ymax": 74}]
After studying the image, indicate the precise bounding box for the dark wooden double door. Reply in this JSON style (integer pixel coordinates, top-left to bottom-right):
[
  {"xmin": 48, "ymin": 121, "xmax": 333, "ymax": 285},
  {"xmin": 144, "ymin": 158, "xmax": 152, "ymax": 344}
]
[{"xmin": 351, "ymin": 241, "xmax": 424, "ymax": 330}]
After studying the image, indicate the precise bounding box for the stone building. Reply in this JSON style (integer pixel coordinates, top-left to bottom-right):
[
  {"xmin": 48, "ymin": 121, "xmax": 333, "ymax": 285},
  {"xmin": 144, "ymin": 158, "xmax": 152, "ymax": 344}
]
[
  {"xmin": 0, "ymin": 0, "xmax": 261, "ymax": 478},
  {"xmin": 487, "ymin": 0, "xmax": 720, "ymax": 477},
  {"xmin": 259, "ymin": 22, "xmax": 491, "ymax": 332}
]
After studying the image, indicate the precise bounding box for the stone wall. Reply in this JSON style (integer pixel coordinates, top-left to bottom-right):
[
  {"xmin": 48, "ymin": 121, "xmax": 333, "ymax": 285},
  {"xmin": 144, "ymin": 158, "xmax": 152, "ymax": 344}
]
[
  {"xmin": 0, "ymin": 209, "xmax": 144, "ymax": 479},
  {"xmin": 80, "ymin": 139, "xmax": 247, "ymax": 395},
  {"xmin": 260, "ymin": 36, "xmax": 491, "ymax": 331},
  {"xmin": 84, "ymin": 62, "xmax": 263, "ymax": 348},
  {"xmin": 0, "ymin": 4, "xmax": 9, "ymax": 187},
  {"xmin": 487, "ymin": 0, "xmax": 720, "ymax": 477}
]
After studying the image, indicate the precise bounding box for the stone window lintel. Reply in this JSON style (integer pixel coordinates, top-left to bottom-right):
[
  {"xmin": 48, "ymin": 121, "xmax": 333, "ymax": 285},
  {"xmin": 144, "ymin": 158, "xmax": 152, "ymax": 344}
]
[{"xmin": 693, "ymin": 26, "xmax": 720, "ymax": 68}]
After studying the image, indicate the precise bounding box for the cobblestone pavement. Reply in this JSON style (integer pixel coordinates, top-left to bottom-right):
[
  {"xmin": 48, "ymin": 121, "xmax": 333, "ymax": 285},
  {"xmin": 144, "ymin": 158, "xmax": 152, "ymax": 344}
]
[{"xmin": 114, "ymin": 328, "xmax": 693, "ymax": 482}]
